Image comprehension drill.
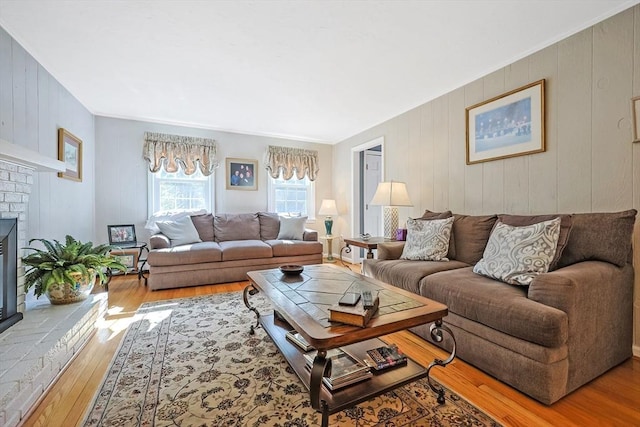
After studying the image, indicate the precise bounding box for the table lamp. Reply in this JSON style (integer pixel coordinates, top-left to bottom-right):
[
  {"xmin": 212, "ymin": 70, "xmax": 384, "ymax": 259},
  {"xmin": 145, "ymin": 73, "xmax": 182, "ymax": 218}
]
[
  {"xmin": 370, "ymin": 181, "xmax": 413, "ymax": 239},
  {"xmin": 318, "ymin": 199, "xmax": 338, "ymax": 236}
]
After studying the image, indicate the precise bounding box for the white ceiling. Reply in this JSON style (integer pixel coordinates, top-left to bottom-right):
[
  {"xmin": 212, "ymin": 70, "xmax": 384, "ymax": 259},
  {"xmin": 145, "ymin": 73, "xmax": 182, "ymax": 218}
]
[{"xmin": 0, "ymin": 1, "xmax": 637, "ymax": 143}]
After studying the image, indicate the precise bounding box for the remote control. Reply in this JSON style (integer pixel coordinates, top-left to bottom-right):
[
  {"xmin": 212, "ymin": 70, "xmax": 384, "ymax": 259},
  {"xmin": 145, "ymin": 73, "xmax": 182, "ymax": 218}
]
[{"xmin": 361, "ymin": 290, "xmax": 374, "ymax": 309}]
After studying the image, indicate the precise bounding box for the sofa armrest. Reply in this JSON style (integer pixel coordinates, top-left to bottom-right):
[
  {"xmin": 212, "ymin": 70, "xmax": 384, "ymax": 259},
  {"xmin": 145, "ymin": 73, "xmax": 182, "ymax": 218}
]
[
  {"xmin": 528, "ymin": 261, "xmax": 632, "ymax": 317},
  {"xmin": 528, "ymin": 261, "xmax": 633, "ymax": 380},
  {"xmin": 303, "ymin": 229, "xmax": 318, "ymax": 241},
  {"xmin": 150, "ymin": 233, "xmax": 170, "ymax": 249},
  {"xmin": 377, "ymin": 242, "xmax": 405, "ymax": 260}
]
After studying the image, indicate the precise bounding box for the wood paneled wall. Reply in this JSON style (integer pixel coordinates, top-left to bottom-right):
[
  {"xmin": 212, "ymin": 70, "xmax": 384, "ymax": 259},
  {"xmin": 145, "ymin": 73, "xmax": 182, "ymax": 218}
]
[
  {"xmin": 0, "ymin": 26, "xmax": 96, "ymax": 243},
  {"xmin": 333, "ymin": 5, "xmax": 640, "ymax": 352}
]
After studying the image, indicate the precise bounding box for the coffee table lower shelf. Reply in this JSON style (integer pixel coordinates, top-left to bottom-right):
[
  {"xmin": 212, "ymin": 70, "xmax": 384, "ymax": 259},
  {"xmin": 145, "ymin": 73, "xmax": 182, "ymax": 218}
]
[{"xmin": 260, "ymin": 314, "xmax": 428, "ymax": 426}]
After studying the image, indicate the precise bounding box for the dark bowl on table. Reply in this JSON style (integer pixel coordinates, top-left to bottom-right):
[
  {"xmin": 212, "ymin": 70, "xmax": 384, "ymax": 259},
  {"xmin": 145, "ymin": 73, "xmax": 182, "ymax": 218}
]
[{"xmin": 280, "ymin": 265, "xmax": 304, "ymax": 276}]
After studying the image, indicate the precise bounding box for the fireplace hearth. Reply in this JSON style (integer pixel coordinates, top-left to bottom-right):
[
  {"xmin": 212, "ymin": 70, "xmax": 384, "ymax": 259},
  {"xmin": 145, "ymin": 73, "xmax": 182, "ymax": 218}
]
[{"xmin": 0, "ymin": 218, "xmax": 21, "ymax": 334}]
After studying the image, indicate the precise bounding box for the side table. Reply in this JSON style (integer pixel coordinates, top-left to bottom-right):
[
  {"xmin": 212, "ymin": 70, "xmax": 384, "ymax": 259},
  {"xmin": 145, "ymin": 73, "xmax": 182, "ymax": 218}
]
[
  {"xmin": 105, "ymin": 243, "xmax": 149, "ymax": 290},
  {"xmin": 340, "ymin": 236, "xmax": 390, "ymax": 264}
]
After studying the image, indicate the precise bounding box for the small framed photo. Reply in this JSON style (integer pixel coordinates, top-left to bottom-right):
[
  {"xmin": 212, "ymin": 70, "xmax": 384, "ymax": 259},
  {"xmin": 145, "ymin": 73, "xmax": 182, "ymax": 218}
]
[
  {"xmin": 632, "ymin": 96, "xmax": 640, "ymax": 143},
  {"xmin": 58, "ymin": 128, "xmax": 83, "ymax": 181},
  {"xmin": 466, "ymin": 79, "xmax": 545, "ymax": 164},
  {"xmin": 110, "ymin": 249, "xmax": 138, "ymax": 269},
  {"xmin": 107, "ymin": 224, "xmax": 137, "ymax": 246},
  {"xmin": 226, "ymin": 158, "xmax": 258, "ymax": 190}
]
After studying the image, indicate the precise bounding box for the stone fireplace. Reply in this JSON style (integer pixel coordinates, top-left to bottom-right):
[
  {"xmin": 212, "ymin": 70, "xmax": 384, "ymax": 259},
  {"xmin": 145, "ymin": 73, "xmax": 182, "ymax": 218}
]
[
  {"xmin": 0, "ymin": 160, "xmax": 33, "ymax": 329},
  {"xmin": 0, "ymin": 218, "xmax": 21, "ymax": 334},
  {"xmin": 0, "ymin": 142, "xmax": 108, "ymax": 427}
]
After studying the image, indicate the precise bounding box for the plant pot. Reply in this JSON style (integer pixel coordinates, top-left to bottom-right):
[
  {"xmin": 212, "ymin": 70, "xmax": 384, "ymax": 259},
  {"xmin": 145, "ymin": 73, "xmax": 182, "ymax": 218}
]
[{"xmin": 45, "ymin": 270, "xmax": 96, "ymax": 305}]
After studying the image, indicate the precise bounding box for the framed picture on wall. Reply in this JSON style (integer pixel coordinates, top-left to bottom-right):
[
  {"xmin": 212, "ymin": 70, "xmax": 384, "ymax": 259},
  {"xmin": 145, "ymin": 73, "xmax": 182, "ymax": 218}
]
[
  {"xmin": 57, "ymin": 128, "xmax": 83, "ymax": 181},
  {"xmin": 226, "ymin": 158, "xmax": 258, "ymax": 190},
  {"xmin": 466, "ymin": 79, "xmax": 545, "ymax": 164}
]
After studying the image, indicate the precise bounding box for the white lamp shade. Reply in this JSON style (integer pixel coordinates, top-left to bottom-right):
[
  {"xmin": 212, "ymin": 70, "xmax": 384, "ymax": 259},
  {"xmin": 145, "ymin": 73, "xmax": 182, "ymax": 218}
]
[
  {"xmin": 370, "ymin": 181, "xmax": 413, "ymax": 207},
  {"xmin": 318, "ymin": 199, "xmax": 338, "ymax": 216}
]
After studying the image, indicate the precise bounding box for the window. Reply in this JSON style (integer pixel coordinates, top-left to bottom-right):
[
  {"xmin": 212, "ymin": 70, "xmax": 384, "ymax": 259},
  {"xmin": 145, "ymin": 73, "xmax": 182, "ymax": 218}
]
[
  {"xmin": 148, "ymin": 168, "xmax": 212, "ymax": 214},
  {"xmin": 268, "ymin": 175, "xmax": 315, "ymax": 219}
]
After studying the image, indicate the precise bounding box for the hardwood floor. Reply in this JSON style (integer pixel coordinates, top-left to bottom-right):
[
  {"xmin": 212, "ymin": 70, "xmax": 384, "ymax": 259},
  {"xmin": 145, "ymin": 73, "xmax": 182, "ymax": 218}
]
[{"xmin": 22, "ymin": 273, "xmax": 640, "ymax": 427}]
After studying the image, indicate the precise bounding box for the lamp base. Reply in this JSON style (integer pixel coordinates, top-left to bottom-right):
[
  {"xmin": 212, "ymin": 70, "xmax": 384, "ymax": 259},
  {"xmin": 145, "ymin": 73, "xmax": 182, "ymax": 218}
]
[
  {"xmin": 324, "ymin": 217, "xmax": 333, "ymax": 236},
  {"xmin": 383, "ymin": 207, "xmax": 399, "ymax": 240}
]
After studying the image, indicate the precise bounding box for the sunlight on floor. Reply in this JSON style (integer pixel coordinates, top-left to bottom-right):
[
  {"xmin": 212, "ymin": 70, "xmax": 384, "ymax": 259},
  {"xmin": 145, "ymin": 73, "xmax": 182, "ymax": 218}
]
[{"xmin": 95, "ymin": 303, "xmax": 175, "ymax": 342}]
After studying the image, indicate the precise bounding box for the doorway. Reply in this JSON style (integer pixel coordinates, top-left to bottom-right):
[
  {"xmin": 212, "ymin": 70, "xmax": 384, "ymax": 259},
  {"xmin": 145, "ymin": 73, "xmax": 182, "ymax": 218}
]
[{"xmin": 350, "ymin": 137, "xmax": 384, "ymax": 263}]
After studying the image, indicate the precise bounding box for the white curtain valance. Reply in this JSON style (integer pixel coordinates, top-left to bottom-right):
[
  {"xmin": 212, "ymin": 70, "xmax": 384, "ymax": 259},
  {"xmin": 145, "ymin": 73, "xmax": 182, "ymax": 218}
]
[
  {"xmin": 143, "ymin": 132, "xmax": 219, "ymax": 176},
  {"xmin": 265, "ymin": 145, "xmax": 319, "ymax": 181}
]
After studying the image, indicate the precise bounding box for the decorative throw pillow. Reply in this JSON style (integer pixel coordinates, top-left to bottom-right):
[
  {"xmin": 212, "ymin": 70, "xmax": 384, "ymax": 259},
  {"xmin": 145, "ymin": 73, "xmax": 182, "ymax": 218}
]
[
  {"xmin": 276, "ymin": 216, "xmax": 307, "ymax": 240},
  {"xmin": 473, "ymin": 218, "xmax": 561, "ymax": 286},
  {"xmin": 190, "ymin": 213, "xmax": 214, "ymax": 242},
  {"xmin": 400, "ymin": 217, "xmax": 454, "ymax": 261},
  {"xmin": 498, "ymin": 214, "xmax": 572, "ymax": 271},
  {"xmin": 156, "ymin": 216, "xmax": 203, "ymax": 247}
]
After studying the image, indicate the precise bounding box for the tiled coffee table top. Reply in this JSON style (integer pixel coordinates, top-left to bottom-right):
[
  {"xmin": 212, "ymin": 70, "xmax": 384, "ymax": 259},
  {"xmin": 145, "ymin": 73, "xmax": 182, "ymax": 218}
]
[{"xmin": 256, "ymin": 265, "xmax": 424, "ymax": 328}]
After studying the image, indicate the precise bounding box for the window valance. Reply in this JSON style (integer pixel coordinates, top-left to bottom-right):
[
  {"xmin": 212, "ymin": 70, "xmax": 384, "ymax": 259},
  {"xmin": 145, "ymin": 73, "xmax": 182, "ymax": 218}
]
[
  {"xmin": 143, "ymin": 132, "xmax": 219, "ymax": 176},
  {"xmin": 265, "ymin": 145, "xmax": 319, "ymax": 181}
]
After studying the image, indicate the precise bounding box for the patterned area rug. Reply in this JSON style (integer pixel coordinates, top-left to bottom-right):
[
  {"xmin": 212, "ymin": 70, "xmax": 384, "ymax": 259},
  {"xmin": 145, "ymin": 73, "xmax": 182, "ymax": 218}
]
[{"xmin": 83, "ymin": 292, "xmax": 500, "ymax": 426}]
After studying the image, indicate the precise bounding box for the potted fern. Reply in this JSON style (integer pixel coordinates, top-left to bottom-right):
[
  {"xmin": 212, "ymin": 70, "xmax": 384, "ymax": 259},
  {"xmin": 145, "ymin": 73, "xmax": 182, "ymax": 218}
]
[{"xmin": 22, "ymin": 235, "xmax": 127, "ymax": 305}]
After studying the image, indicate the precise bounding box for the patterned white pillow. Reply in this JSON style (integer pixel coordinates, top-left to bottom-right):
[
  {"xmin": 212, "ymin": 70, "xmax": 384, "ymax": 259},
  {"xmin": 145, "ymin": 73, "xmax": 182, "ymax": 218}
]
[
  {"xmin": 473, "ymin": 218, "xmax": 561, "ymax": 286},
  {"xmin": 400, "ymin": 217, "xmax": 454, "ymax": 261}
]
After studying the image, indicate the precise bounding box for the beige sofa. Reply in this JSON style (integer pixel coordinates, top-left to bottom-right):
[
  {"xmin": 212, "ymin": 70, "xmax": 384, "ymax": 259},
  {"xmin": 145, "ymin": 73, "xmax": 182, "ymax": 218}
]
[
  {"xmin": 363, "ymin": 209, "xmax": 636, "ymax": 405},
  {"xmin": 147, "ymin": 212, "xmax": 323, "ymax": 290}
]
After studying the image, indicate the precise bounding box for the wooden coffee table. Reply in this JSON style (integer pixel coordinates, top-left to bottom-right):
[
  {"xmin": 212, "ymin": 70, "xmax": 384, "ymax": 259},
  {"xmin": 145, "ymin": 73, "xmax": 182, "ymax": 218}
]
[{"xmin": 244, "ymin": 264, "xmax": 456, "ymax": 427}]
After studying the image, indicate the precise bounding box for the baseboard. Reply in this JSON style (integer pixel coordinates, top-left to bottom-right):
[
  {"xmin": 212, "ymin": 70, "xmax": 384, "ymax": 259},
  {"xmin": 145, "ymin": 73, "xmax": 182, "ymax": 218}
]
[{"xmin": 633, "ymin": 345, "xmax": 640, "ymax": 358}]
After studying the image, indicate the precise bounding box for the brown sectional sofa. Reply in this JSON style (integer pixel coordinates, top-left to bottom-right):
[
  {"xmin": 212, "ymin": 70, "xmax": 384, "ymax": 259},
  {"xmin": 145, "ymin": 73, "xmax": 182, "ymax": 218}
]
[
  {"xmin": 147, "ymin": 212, "xmax": 323, "ymax": 290},
  {"xmin": 363, "ymin": 209, "xmax": 636, "ymax": 405}
]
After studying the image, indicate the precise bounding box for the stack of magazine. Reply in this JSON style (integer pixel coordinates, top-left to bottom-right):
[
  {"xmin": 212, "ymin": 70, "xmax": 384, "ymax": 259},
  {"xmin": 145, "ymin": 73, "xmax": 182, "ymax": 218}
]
[
  {"xmin": 303, "ymin": 348, "xmax": 373, "ymax": 391},
  {"xmin": 363, "ymin": 344, "xmax": 408, "ymax": 370}
]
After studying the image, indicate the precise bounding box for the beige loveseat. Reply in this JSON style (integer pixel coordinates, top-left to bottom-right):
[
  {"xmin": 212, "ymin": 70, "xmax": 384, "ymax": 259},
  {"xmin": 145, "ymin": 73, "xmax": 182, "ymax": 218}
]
[
  {"xmin": 147, "ymin": 212, "xmax": 323, "ymax": 290},
  {"xmin": 363, "ymin": 209, "xmax": 636, "ymax": 405}
]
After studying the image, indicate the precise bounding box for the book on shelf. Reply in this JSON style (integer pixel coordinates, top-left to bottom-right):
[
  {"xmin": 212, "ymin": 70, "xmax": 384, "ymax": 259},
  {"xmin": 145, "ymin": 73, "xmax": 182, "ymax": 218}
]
[
  {"xmin": 285, "ymin": 330, "xmax": 313, "ymax": 352},
  {"xmin": 364, "ymin": 344, "xmax": 408, "ymax": 371},
  {"xmin": 328, "ymin": 294, "xmax": 379, "ymax": 327},
  {"xmin": 303, "ymin": 348, "xmax": 372, "ymax": 391}
]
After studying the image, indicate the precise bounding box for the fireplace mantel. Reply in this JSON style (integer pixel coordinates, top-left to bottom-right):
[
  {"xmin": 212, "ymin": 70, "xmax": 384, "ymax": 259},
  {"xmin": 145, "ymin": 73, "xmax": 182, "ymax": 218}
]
[{"xmin": 0, "ymin": 139, "xmax": 65, "ymax": 172}]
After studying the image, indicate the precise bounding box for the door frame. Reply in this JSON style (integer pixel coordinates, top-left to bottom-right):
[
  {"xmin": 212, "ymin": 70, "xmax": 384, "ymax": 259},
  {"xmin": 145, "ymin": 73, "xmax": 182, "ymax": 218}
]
[{"xmin": 350, "ymin": 136, "xmax": 384, "ymax": 264}]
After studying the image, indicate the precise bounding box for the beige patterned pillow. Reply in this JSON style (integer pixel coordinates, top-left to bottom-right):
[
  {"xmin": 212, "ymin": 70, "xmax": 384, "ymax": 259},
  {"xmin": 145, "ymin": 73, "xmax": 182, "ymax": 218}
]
[
  {"xmin": 473, "ymin": 218, "xmax": 561, "ymax": 286},
  {"xmin": 400, "ymin": 217, "xmax": 454, "ymax": 261}
]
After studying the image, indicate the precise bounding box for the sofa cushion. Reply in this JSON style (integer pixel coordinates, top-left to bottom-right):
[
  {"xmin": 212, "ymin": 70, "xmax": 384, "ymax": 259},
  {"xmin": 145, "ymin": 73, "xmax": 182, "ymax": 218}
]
[
  {"xmin": 190, "ymin": 213, "xmax": 214, "ymax": 242},
  {"xmin": 420, "ymin": 267, "xmax": 568, "ymax": 348},
  {"xmin": 419, "ymin": 210, "xmax": 453, "ymax": 220},
  {"xmin": 219, "ymin": 240, "xmax": 273, "ymax": 261},
  {"xmin": 447, "ymin": 214, "xmax": 497, "ymax": 264},
  {"xmin": 557, "ymin": 209, "xmax": 637, "ymax": 268},
  {"xmin": 498, "ymin": 214, "xmax": 571, "ymax": 271},
  {"xmin": 214, "ymin": 213, "xmax": 261, "ymax": 242},
  {"xmin": 156, "ymin": 216, "xmax": 203, "ymax": 246},
  {"xmin": 258, "ymin": 212, "xmax": 281, "ymax": 240},
  {"xmin": 362, "ymin": 259, "xmax": 470, "ymax": 295},
  {"xmin": 148, "ymin": 241, "xmax": 222, "ymax": 266},
  {"xmin": 401, "ymin": 217, "xmax": 454, "ymax": 261},
  {"xmin": 277, "ymin": 216, "xmax": 307, "ymax": 240},
  {"xmin": 473, "ymin": 218, "xmax": 561, "ymax": 286},
  {"xmin": 266, "ymin": 240, "xmax": 323, "ymax": 257}
]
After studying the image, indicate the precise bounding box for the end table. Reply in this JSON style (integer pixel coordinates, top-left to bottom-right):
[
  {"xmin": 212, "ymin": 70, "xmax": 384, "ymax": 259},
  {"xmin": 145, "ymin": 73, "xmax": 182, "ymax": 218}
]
[
  {"xmin": 340, "ymin": 236, "xmax": 390, "ymax": 264},
  {"xmin": 105, "ymin": 243, "xmax": 149, "ymax": 290}
]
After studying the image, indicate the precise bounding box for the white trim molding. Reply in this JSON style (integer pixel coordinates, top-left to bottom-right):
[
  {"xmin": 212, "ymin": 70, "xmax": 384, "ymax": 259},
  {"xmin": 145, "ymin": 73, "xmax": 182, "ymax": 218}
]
[{"xmin": 0, "ymin": 139, "xmax": 65, "ymax": 172}]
